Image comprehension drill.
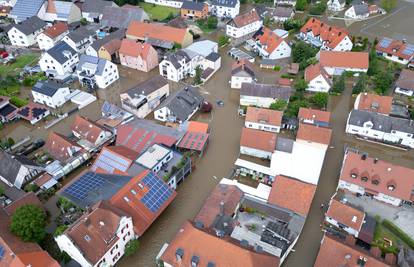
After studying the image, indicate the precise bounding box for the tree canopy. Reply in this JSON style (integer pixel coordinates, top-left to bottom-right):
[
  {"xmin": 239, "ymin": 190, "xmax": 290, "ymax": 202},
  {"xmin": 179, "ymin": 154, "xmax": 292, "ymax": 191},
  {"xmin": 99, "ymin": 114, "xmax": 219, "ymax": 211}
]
[
  {"xmin": 331, "ymin": 73, "xmax": 346, "ymax": 94},
  {"xmin": 310, "ymin": 92, "xmax": 328, "ymax": 108},
  {"xmin": 269, "ymin": 99, "xmax": 288, "ymax": 111},
  {"xmin": 380, "ymin": 0, "xmax": 397, "ymax": 12},
  {"xmin": 10, "ymin": 204, "xmax": 47, "ymax": 242},
  {"xmin": 292, "ymin": 41, "xmax": 318, "ymax": 70},
  {"xmin": 125, "ymin": 239, "xmax": 140, "ymax": 256}
]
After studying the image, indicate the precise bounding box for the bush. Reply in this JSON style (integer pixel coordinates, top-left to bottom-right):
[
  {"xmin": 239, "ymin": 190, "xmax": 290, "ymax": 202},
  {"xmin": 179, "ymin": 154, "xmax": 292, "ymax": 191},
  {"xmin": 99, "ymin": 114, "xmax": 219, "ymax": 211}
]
[
  {"xmin": 295, "ymin": 0, "xmax": 307, "ymax": 11},
  {"xmin": 331, "ymin": 73, "xmax": 346, "ymax": 94},
  {"xmin": 352, "ymin": 74, "xmax": 366, "ymax": 94},
  {"xmin": 283, "ymin": 19, "xmax": 303, "ymax": 31},
  {"xmin": 273, "ymin": 65, "xmax": 281, "ymax": 71},
  {"xmin": 0, "ymin": 185, "xmax": 4, "ymax": 196},
  {"xmin": 292, "ymin": 41, "xmax": 318, "ymax": 70},
  {"xmin": 125, "ymin": 239, "xmax": 140, "ymax": 256},
  {"xmin": 10, "ymin": 204, "xmax": 47, "ymax": 242},
  {"xmin": 373, "ymin": 71, "xmax": 393, "ymax": 95},
  {"xmin": 218, "ymin": 35, "xmax": 230, "ymax": 47},
  {"xmin": 10, "ymin": 96, "xmax": 28, "ymax": 108},
  {"xmin": 269, "ymin": 99, "xmax": 287, "ymax": 110},
  {"xmin": 24, "ymin": 183, "xmax": 40, "ymax": 192},
  {"xmin": 294, "ymin": 79, "xmax": 308, "ymax": 92},
  {"xmin": 382, "ymin": 219, "xmax": 414, "ymax": 249},
  {"xmin": 54, "ymin": 225, "xmax": 68, "ymax": 237},
  {"xmin": 310, "ymin": 92, "xmax": 328, "ymax": 108},
  {"xmin": 57, "ymin": 197, "xmax": 75, "ymax": 212},
  {"xmin": 309, "ymin": 1, "xmax": 327, "ymax": 15},
  {"xmin": 207, "ymin": 16, "xmax": 218, "ymax": 29}
]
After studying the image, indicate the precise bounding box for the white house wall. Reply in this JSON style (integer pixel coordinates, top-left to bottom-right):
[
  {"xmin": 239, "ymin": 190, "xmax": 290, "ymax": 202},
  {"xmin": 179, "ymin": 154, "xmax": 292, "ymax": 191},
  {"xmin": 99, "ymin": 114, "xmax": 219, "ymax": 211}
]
[
  {"xmin": 245, "ymin": 121, "xmax": 280, "ymax": 133},
  {"xmin": 226, "ymin": 20, "xmax": 263, "ymax": 39},
  {"xmin": 240, "ymin": 146, "xmax": 272, "ymax": 159}
]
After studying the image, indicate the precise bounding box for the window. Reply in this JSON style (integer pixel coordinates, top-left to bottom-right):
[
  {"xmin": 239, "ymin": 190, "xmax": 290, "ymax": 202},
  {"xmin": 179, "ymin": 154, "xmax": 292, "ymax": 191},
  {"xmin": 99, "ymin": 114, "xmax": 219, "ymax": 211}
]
[{"xmin": 123, "ymin": 196, "xmax": 130, "ymax": 202}]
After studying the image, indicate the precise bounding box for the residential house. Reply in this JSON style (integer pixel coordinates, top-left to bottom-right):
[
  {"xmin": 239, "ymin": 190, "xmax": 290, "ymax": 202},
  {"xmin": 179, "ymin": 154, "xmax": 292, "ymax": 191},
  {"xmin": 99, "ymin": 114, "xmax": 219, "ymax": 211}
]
[
  {"xmin": 251, "ymin": 27, "xmax": 291, "ymax": 59},
  {"xmin": 181, "ymin": 1, "xmax": 208, "ymax": 20},
  {"xmin": 327, "ymin": 0, "xmax": 346, "ymax": 11},
  {"xmin": 81, "ymin": 0, "xmax": 118, "ymax": 23},
  {"xmin": 304, "ymin": 63, "xmax": 332, "ymax": 92},
  {"xmin": 0, "ymin": 0, "xmax": 15, "ymax": 7},
  {"xmin": 98, "ymin": 39, "xmax": 122, "ymax": 63},
  {"xmin": 0, "ymin": 150, "xmax": 42, "ymax": 189},
  {"xmin": 345, "ymin": 1, "xmax": 369, "ymax": 19},
  {"xmin": 240, "ymin": 83, "xmax": 292, "ymax": 108},
  {"xmin": 7, "ymin": 16, "xmax": 46, "ymax": 47},
  {"xmin": 346, "ymin": 109, "xmax": 414, "ymax": 148},
  {"xmin": 76, "ymin": 54, "xmax": 119, "ymax": 89},
  {"xmin": 177, "ymin": 127, "xmax": 210, "ymax": 155},
  {"xmin": 0, "ymin": 96, "xmax": 18, "ymax": 123},
  {"xmin": 119, "ymin": 39, "xmax": 158, "ymax": 72},
  {"xmin": 325, "ymin": 199, "xmax": 365, "ymax": 238},
  {"xmin": 299, "ymin": 18, "xmax": 353, "ymax": 51},
  {"xmin": 319, "ymin": 50, "xmax": 369, "ymax": 75},
  {"xmin": 354, "ymin": 92, "xmax": 392, "ymax": 115},
  {"xmin": 41, "ymin": 0, "xmax": 82, "ymax": 23},
  {"xmin": 231, "ymin": 59, "xmax": 256, "ymax": 89},
  {"xmin": 126, "ymin": 21, "xmax": 193, "ymax": 48},
  {"xmin": 298, "ymin": 107, "xmax": 331, "ymax": 127},
  {"xmin": 338, "ymin": 149, "xmax": 414, "ymax": 206},
  {"xmin": 375, "ymin": 37, "xmax": 414, "ymax": 65},
  {"xmin": 274, "ymin": 0, "xmax": 296, "ymax": 5},
  {"xmin": 395, "ymin": 69, "xmax": 414, "ymax": 96},
  {"xmin": 272, "ymin": 6, "xmax": 294, "ymax": 22},
  {"xmin": 55, "ymin": 200, "xmax": 135, "ymax": 267},
  {"xmin": 240, "ymin": 127, "xmax": 276, "ymax": 159},
  {"xmin": 39, "ymin": 41, "xmax": 79, "ymax": 79},
  {"xmin": 17, "ymin": 102, "xmax": 50, "ymax": 124},
  {"xmin": 296, "ymin": 122, "xmax": 332, "ymax": 149},
  {"xmin": 36, "ymin": 22, "xmax": 69, "ymax": 50},
  {"xmin": 209, "ymin": 0, "xmax": 240, "ymax": 18},
  {"xmin": 245, "ymin": 107, "xmax": 282, "ymax": 133},
  {"xmin": 85, "ymin": 29, "xmax": 125, "ymax": 59},
  {"xmin": 62, "ymin": 26, "xmax": 97, "ymax": 53},
  {"xmin": 32, "ymin": 80, "xmax": 70, "ymax": 108},
  {"xmin": 71, "ymin": 115, "xmax": 112, "ymax": 149},
  {"xmin": 314, "ymin": 234, "xmax": 393, "ymax": 267},
  {"xmin": 120, "ymin": 75, "xmax": 169, "ymax": 118},
  {"xmin": 100, "ymin": 5, "xmax": 149, "ymax": 30},
  {"xmin": 97, "ymin": 101, "xmax": 134, "ymax": 130},
  {"xmin": 226, "ymin": 9, "xmax": 262, "ymax": 39},
  {"xmin": 9, "ymin": 0, "xmax": 46, "ymax": 23},
  {"xmin": 143, "ymin": 0, "xmax": 183, "ymax": 8},
  {"xmin": 154, "ymin": 86, "xmax": 204, "ymax": 123},
  {"xmin": 200, "ymin": 51, "xmax": 221, "ymax": 82}
]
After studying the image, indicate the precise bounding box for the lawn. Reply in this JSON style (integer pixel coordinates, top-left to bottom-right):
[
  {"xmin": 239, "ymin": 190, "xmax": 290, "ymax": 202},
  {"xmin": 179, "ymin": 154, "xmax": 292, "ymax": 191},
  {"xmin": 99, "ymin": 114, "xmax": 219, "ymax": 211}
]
[
  {"xmin": 139, "ymin": 3, "xmax": 179, "ymax": 21},
  {"xmin": 0, "ymin": 54, "xmax": 39, "ymax": 77}
]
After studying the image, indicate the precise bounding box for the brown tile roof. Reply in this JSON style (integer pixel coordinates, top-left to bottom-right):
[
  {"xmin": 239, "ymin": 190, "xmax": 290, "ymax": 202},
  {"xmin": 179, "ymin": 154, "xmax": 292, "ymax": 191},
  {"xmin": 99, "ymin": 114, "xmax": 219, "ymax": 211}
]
[
  {"xmin": 65, "ymin": 200, "xmax": 127, "ymax": 265},
  {"xmin": 277, "ymin": 78, "xmax": 293, "ymax": 87},
  {"xmin": 240, "ymin": 127, "xmax": 277, "ymax": 152},
  {"xmin": 326, "ymin": 199, "xmax": 365, "ymax": 231},
  {"xmin": 340, "ymin": 150, "xmax": 414, "ymax": 201},
  {"xmin": 43, "ymin": 22, "xmax": 68, "ymax": 39},
  {"xmin": 355, "ymin": 93, "xmax": 393, "ymax": 115},
  {"xmin": 4, "ymin": 192, "xmax": 42, "ymax": 216},
  {"xmin": 231, "ymin": 59, "xmax": 255, "ymax": 77},
  {"xmin": 34, "ymin": 173, "xmax": 54, "ymax": 188},
  {"xmin": 110, "ymin": 170, "xmax": 176, "ymax": 235},
  {"xmin": 46, "ymin": 0, "xmax": 57, "ymax": 14},
  {"xmin": 119, "ymin": 39, "xmax": 153, "ymax": 58},
  {"xmin": 101, "ymin": 38, "xmax": 122, "ymax": 55},
  {"xmin": 376, "ymin": 38, "xmax": 414, "ymax": 61},
  {"xmin": 320, "ymin": 51, "xmax": 369, "ymax": 70},
  {"xmin": 44, "ymin": 131, "xmax": 84, "ymax": 162},
  {"xmin": 395, "ymin": 69, "xmax": 414, "ymax": 91},
  {"xmin": 300, "ymin": 18, "xmax": 349, "ymax": 49},
  {"xmin": 245, "ymin": 107, "xmax": 282, "ymax": 127},
  {"xmin": 255, "ymin": 27, "xmax": 284, "ymax": 54},
  {"xmin": 268, "ymin": 175, "xmax": 316, "ymax": 216},
  {"xmin": 304, "ymin": 63, "xmax": 330, "ymax": 83},
  {"xmin": 296, "ymin": 123, "xmax": 332, "ymax": 145},
  {"xmin": 194, "ymin": 184, "xmax": 243, "ymax": 227},
  {"xmin": 314, "ymin": 234, "xmax": 391, "ymax": 267},
  {"xmin": 298, "ymin": 108, "xmax": 331, "ymax": 124},
  {"xmin": 187, "ymin": 121, "xmax": 209, "ymax": 133},
  {"xmin": 231, "ymin": 8, "xmax": 260, "ymax": 28},
  {"xmin": 71, "ymin": 115, "xmax": 107, "ymax": 144},
  {"xmin": 161, "ymin": 221, "xmax": 280, "ymax": 267},
  {"xmin": 126, "ymin": 21, "xmax": 188, "ymax": 45},
  {"xmin": 105, "ymin": 145, "xmax": 140, "ymax": 162}
]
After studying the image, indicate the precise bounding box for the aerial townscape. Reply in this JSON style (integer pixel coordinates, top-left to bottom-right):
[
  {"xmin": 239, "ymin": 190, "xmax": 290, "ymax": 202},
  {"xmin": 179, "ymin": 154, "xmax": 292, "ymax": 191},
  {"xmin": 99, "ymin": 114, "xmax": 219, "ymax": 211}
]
[{"xmin": 1, "ymin": 0, "xmax": 414, "ymax": 266}]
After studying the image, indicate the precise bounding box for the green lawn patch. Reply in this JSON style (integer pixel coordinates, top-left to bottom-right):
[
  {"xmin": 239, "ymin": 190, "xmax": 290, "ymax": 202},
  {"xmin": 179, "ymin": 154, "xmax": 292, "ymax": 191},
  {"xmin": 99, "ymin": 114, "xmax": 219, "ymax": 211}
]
[
  {"xmin": 139, "ymin": 3, "xmax": 179, "ymax": 21},
  {"xmin": 10, "ymin": 96, "xmax": 28, "ymax": 108},
  {"xmin": 0, "ymin": 54, "xmax": 39, "ymax": 77}
]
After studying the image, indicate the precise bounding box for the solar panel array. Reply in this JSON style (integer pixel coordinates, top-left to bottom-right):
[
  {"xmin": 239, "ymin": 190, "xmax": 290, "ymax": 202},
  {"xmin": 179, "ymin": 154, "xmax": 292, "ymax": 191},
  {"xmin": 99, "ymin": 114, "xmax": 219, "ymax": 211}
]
[
  {"xmin": 378, "ymin": 38, "xmax": 392, "ymax": 48},
  {"xmin": 0, "ymin": 245, "xmax": 4, "ymax": 259},
  {"xmin": 141, "ymin": 172, "xmax": 173, "ymax": 213},
  {"xmin": 10, "ymin": 0, "xmax": 45, "ymax": 22},
  {"xmin": 64, "ymin": 172, "xmax": 104, "ymax": 200},
  {"xmin": 403, "ymin": 44, "xmax": 414, "ymax": 56},
  {"xmin": 93, "ymin": 149, "xmax": 130, "ymax": 173}
]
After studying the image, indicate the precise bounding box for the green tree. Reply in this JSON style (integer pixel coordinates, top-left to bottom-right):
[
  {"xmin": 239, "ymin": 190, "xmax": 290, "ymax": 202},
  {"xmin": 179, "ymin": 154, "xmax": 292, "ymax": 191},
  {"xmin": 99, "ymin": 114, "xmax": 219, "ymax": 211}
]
[
  {"xmin": 331, "ymin": 73, "xmax": 346, "ymax": 93},
  {"xmin": 295, "ymin": 0, "xmax": 307, "ymax": 11},
  {"xmin": 207, "ymin": 16, "xmax": 218, "ymax": 29},
  {"xmin": 24, "ymin": 183, "xmax": 39, "ymax": 193},
  {"xmin": 10, "ymin": 204, "xmax": 47, "ymax": 242},
  {"xmin": 54, "ymin": 225, "xmax": 68, "ymax": 237},
  {"xmin": 263, "ymin": 16, "xmax": 271, "ymax": 27},
  {"xmin": 283, "ymin": 19, "xmax": 303, "ymax": 31},
  {"xmin": 0, "ymin": 185, "xmax": 4, "ymax": 196},
  {"xmin": 292, "ymin": 41, "xmax": 318, "ymax": 69},
  {"xmin": 309, "ymin": 1, "xmax": 327, "ymax": 15},
  {"xmin": 285, "ymin": 99, "xmax": 310, "ymax": 117},
  {"xmin": 367, "ymin": 49, "xmax": 379, "ymax": 76},
  {"xmin": 193, "ymin": 66, "xmax": 202, "ymax": 85},
  {"xmin": 310, "ymin": 92, "xmax": 328, "ymax": 108},
  {"xmin": 352, "ymin": 74, "xmax": 366, "ymax": 94},
  {"xmin": 269, "ymin": 99, "xmax": 287, "ymax": 110},
  {"xmin": 218, "ymin": 35, "xmax": 229, "ymax": 47},
  {"xmin": 380, "ymin": 0, "xmax": 397, "ymax": 12},
  {"xmin": 125, "ymin": 239, "xmax": 140, "ymax": 256},
  {"xmin": 373, "ymin": 71, "xmax": 393, "ymax": 95},
  {"xmin": 294, "ymin": 79, "xmax": 308, "ymax": 92}
]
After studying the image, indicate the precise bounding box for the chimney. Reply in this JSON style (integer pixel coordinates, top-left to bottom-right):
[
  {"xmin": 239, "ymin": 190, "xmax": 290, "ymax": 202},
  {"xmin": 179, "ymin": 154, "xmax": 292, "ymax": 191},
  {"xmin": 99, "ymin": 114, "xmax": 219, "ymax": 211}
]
[
  {"xmin": 384, "ymin": 253, "xmax": 397, "ymax": 265},
  {"xmin": 345, "ymin": 235, "xmax": 356, "ymax": 246},
  {"xmin": 219, "ymin": 201, "xmax": 224, "ymax": 216},
  {"xmin": 370, "ymin": 246, "xmax": 381, "ymax": 258}
]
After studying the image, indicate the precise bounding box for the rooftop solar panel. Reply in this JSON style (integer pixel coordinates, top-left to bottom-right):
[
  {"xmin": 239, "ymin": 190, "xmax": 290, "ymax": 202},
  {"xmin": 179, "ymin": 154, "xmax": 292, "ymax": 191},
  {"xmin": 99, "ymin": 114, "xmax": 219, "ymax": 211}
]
[
  {"xmin": 141, "ymin": 172, "xmax": 173, "ymax": 213},
  {"xmin": 379, "ymin": 38, "xmax": 392, "ymax": 48},
  {"xmin": 402, "ymin": 44, "xmax": 414, "ymax": 55},
  {"xmin": 98, "ymin": 150, "xmax": 130, "ymax": 172},
  {"xmin": 64, "ymin": 172, "xmax": 105, "ymax": 200}
]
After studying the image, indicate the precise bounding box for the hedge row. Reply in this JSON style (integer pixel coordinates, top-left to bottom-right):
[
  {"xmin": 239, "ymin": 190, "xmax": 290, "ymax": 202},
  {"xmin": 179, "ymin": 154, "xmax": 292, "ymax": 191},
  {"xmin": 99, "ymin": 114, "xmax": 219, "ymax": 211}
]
[{"xmin": 382, "ymin": 219, "xmax": 414, "ymax": 250}]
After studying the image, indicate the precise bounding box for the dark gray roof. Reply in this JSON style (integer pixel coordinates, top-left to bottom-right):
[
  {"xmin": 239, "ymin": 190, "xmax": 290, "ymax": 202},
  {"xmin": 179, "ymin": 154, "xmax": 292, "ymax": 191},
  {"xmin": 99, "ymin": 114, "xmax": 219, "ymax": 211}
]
[
  {"xmin": 32, "ymin": 80, "xmax": 65, "ymax": 97},
  {"xmin": 100, "ymin": 6, "xmax": 148, "ymax": 29},
  {"xmin": 232, "ymin": 64, "xmax": 255, "ymax": 78},
  {"xmin": 0, "ymin": 151, "xmax": 38, "ymax": 185},
  {"xmin": 396, "ymin": 69, "xmax": 414, "ymax": 91},
  {"xmin": 77, "ymin": 54, "xmax": 108, "ymax": 76},
  {"xmin": 164, "ymin": 50, "xmax": 191, "ymax": 69},
  {"xmin": 182, "ymin": 1, "xmax": 205, "ymax": 11},
  {"xmin": 210, "ymin": 0, "xmax": 238, "ymax": 8},
  {"xmin": 145, "ymin": 38, "xmax": 174, "ymax": 49},
  {"xmin": 10, "ymin": 0, "xmax": 45, "ymax": 22},
  {"xmin": 205, "ymin": 52, "xmax": 221, "ymax": 62},
  {"xmin": 273, "ymin": 6, "xmax": 293, "ymax": 18},
  {"xmin": 158, "ymin": 86, "xmax": 204, "ymax": 122},
  {"xmin": 126, "ymin": 75, "xmax": 168, "ymax": 98},
  {"xmin": 241, "ymin": 83, "xmax": 292, "ymax": 101},
  {"xmin": 275, "ymin": 137, "xmax": 294, "ymax": 153},
  {"xmin": 12, "ymin": 16, "xmax": 46, "ymax": 35},
  {"xmin": 47, "ymin": 41, "xmax": 77, "ymax": 64},
  {"xmin": 353, "ymin": 4, "xmax": 369, "ymax": 15},
  {"xmin": 66, "ymin": 26, "xmax": 97, "ymax": 43},
  {"xmin": 90, "ymin": 29, "xmax": 125, "ymax": 50},
  {"xmin": 348, "ymin": 109, "xmax": 414, "ymax": 134},
  {"xmin": 81, "ymin": 0, "xmax": 118, "ymax": 13}
]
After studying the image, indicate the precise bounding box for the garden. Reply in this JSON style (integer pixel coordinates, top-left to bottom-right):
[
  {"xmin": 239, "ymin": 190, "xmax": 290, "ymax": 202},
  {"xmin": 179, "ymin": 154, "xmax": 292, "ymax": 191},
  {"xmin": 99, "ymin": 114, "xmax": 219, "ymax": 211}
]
[{"xmin": 139, "ymin": 3, "xmax": 179, "ymax": 21}]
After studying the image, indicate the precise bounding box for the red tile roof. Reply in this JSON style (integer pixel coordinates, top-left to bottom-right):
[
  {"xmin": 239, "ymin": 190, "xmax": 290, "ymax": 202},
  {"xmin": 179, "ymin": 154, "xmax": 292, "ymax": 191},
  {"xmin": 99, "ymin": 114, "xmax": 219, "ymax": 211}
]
[
  {"xmin": 71, "ymin": 115, "xmax": 107, "ymax": 144},
  {"xmin": 187, "ymin": 121, "xmax": 209, "ymax": 133},
  {"xmin": 277, "ymin": 78, "xmax": 293, "ymax": 87},
  {"xmin": 326, "ymin": 199, "xmax": 365, "ymax": 231},
  {"xmin": 91, "ymin": 145, "xmax": 138, "ymax": 174},
  {"xmin": 268, "ymin": 175, "xmax": 316, "ymax": 216},
  {"xmin": 43, "ymin": 22, "xmax": 68, "ymax": 39},
  {"xmin": 298, "ymin": 107, "xmax": 331, "ymax": 124},
  {"xmin": 178, "ymin": 131, "xmax": 209, "ymax": 152},
  {"xmin": 376, "ymin": 38, "xmax": 414, "ymax": 61},
  {"xmin": 304, "ymin": 63, "xmax": 330, "ymax": 83},
  {"xmin": 355, "ymin": 93, "xmax": 393, "ymax": 115},
  {"xmin": 314, "ymin": 234, "xmax": 391, "ymax": 267},
  {"xmin": 110, "ymin": 170, "xmax": 176, "ymax": 235},
  {"xmin": 231, "ymin": 9, "xmax": 260, "ymax": 28},
  {"xmin": 45, "ymin": 131, "xmax": 84, "ymax": 162},
  {"xmin": 240, "ymin": 128, "xmax": 277, "ymax": 152},
  {"xmin": 320, "ymin": 51, "xmax": 369, "ymax": 70},
  {"xmin": 4, "ymin": 192, "xmax": 42, "ymax": 216},
  {"xmin": 101, "ymin": 38, "xmax": 122, "ymax": 55},
  {"xmin": 161, "ymin": 221, "xmax": 280, "ymax": 267},
  {"xmin": 296, "ymin": 123, "xmax": 332, "ymax": 145},
  {"xmin": 340, "ymin": 150, "xmax": 414, "ymax": 201},
  {"xmin": 194, "ymin": 184, "xmax": 243, "ymax": 227},
  {"xmin": 119, "ymin": 39, "xmax": 154, "ymax": 58},
  {"xmin": 300, "ymin": 18, "xmax": 349, "ymax": 49},
  {"xmin": 34, "ymin": 173, "xmax": 54, "ymax": 188},
  {"xmin": 245, "ymin": 107, "xmax": 282, "ymax": 127},
  {"xmin": 126, "ymin": 21, "xmax": 189, "ymax": 45},
  {"xmin": 255, "ymin": 27, "xmax": 284, "ymax": 54},
  {"xmin": 12, "ymin": 251, "xmax": 60, "ymax": 267}
]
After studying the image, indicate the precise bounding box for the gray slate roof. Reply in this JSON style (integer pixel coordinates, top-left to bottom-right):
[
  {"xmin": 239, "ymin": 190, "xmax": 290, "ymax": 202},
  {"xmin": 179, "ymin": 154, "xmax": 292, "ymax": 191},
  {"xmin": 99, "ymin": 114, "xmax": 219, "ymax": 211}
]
[
  {"xmin": 210, "ymin": 0, "xmax": 238, "ymax": 8},
  {"xmin": 164, "ymin": 50, "xmax": 192, "ymax": 69},
  {"xmin": 126, "ymin": 75, "xmax": 168, "ymax": 98},
  {"xmin": 81, "ymin": 0, "xmax": 118, "ymax": 13},
  {"xmin": 77, "ymin": 54, "xmax": 108, "ymax": 76},
  {"xmin": 0, "ymin": 151, "xmax": 38, "ymax": 185},
  {"xmin": 159, "ymin": 86, "xmax": 204, "ymax": 122},
  {"xmin": 205, "ymin": 52, "xmax": 221, "ymax": 62},
  {"xmin": 100, "ymin": 6, "xmax": 148, "ymax": 29},
  {"xmin": 66, "ymin": 26, "xmax": 97, "ymax": 43},
  {"xmin": 10, "ymin": 0, "xmax": 45, "ymax": 22},
  {"xmin": 12, "ymin": 16, "xmax": 46, "ymax": 35},
  {"xmin": 47, "ymin": 41, "xmax": 77, "ymax": 64},
  {"xmin": 32, "ymin": 80, "xmax": 65, "ymax": 97},
  {"xmin": 90, "ymin": 29, "xmax": 125, "ymax": 50},
  {"xmin": 241, "ymin": 83, "xmax": 292, "ymax": 101},
  {"xmin": 396, "ymin": 69, "xmax": 414, "ymax": 91},
  {"xmin": 348, "ymin": 109, "xmax": 414, "ymax": 134},
  {"xmin": 181, "ymin": 1, "xmax": 205, "ymax": 11},
  {"xmin": 353, "ymin": 4, "xmax": 369, "ymax": 15},
  {"xmin": 273, "ymin": 6, "xmax": 293, "ymax": 18}
]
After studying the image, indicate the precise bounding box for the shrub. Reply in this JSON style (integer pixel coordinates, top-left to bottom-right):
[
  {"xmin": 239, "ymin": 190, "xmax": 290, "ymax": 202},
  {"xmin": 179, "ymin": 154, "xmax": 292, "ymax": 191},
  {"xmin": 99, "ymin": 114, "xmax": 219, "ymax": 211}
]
[
  {"xmin": 295, "ymin": 0, "xmax": 307, "ymax": 11},
  {"xmin": 125, "ymin": 239, "xmax": 140, "ymax": 256},
  {"xmin": 54, "ymin": 225, "xmax": 68, "ymax": 237},
  {"xmin": 10, "ymin": 204, "xmax": 47, "ymax": 242},
  {"xmin": 273, "ymin": 65, "xmax": 281, "ymax": 71},
  {"xmin": 10, "ymin": 96, "xmax": 28, "ymax": 108},
  {"xmin": 382, "ymin": 219, "xmax": 414, "ymax": 249},
  {"xmin": 218, "ymin": 35, "xmax": 230, "ymax": 47},
  {"xmin": 283, "ymin": 19, "xmax": 303, "ymax": 31},
  {"xmin": 269, "ymin": 99, "xmax": 287, "ymax": 110},
  {"xmin": 309, "ymin": 1, "xmax": 327, "ymax": 15},
  {"xmin": 24, "ymin": 183, "xmax": 40, "ymax": 192},
  {"xmin": 310, "ymin": 92, "xmax": 328, "ymax": 108}
]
